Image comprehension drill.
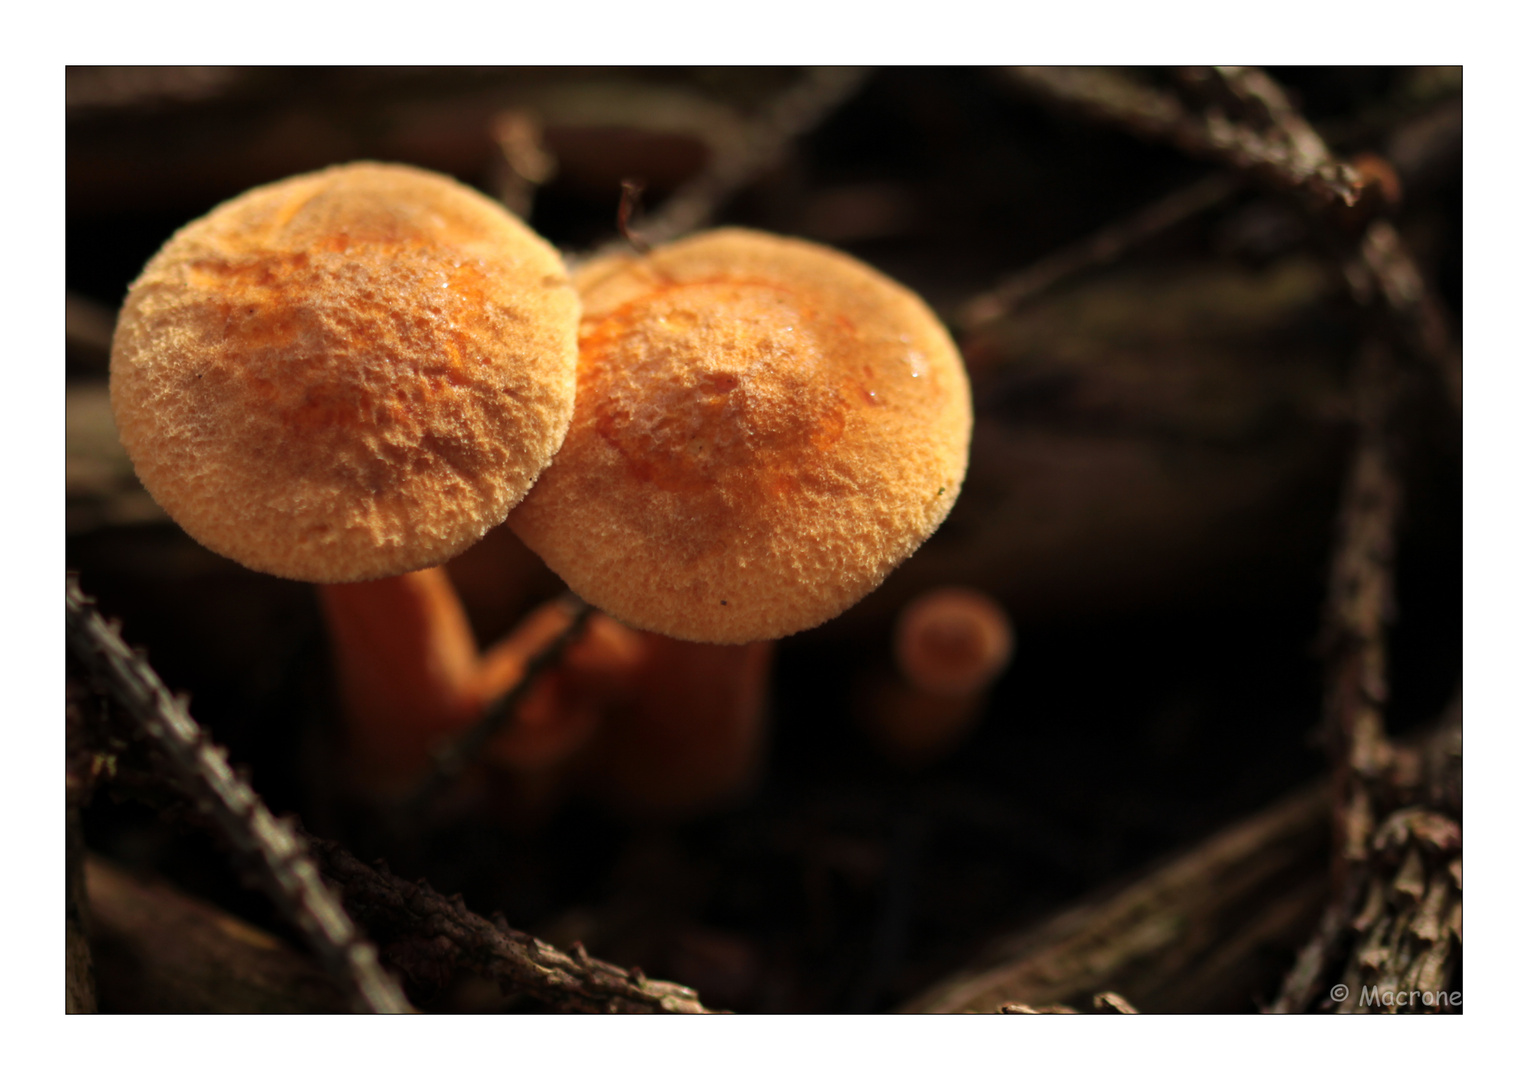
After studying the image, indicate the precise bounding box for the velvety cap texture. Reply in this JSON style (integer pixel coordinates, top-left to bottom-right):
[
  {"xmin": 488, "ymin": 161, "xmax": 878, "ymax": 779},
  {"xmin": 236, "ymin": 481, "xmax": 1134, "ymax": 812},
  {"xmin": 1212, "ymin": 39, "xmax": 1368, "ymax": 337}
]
[
  {"xmin": 510, "ymin": 228, "xmax": 973, "ymax": 643},
  {"xmin": 110, "ymin": 162, "xmax": 579, "ymax": 582}
]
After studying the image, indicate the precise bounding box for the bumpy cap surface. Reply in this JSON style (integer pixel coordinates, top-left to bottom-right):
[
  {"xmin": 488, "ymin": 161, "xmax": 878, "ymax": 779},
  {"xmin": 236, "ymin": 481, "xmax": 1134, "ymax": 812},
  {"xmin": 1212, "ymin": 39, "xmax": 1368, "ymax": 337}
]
[
  {"xmin": 510, "ymin": 228, "xmax": 972, "ymax": 643},
  {"xmin": 110, "ymin": 162, "xmax": 579, "ymax": 582}
]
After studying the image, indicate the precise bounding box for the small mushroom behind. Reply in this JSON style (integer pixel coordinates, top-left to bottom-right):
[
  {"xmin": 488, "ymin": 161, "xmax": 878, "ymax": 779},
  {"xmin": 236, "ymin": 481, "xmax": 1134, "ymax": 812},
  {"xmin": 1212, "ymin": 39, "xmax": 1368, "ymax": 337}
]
[
  {"xmin": 859, "ymin": 587, "xmax": 1015, "ymax": 766},
  {"xmin": 510, "ymin": 227, "xmax": 974, "ymax": 645}
]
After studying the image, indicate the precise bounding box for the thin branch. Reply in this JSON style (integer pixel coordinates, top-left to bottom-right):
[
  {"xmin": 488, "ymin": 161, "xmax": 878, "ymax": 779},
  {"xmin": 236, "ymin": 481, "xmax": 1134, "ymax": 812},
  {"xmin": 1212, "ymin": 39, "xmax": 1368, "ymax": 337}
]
[
  {"xmin": 1006, "ymin": 67, "xmax": 1362, "ymax": 210},
  {"xmin": 1270, "ymin": 700, "xmax": 1463, "ymax": 1014},
  {"xmin": 617, "ymin": 178, "xmax": 652, "ymax": 255},
  {"xmin": 635, "ymin": 66, "xmax": 871, "ymax": 248},
  {"xmin": 996, "ymin": 992, "xmax": 1139, "ymax": 1015},
  {"xmin": 956, "ymin": 170, "xmax": 1242, "ymax": 331},
  {"xmin": 300, "ymin": 826, "xmax": 717, "ymax": 1014},
  {"xmin": 1322, "ymin": 338, "xmax": 1404, "ymax": 870},
  {"xmin": 1265, "ymin": 868, "xmax": 1366, "ymax": 1014},
  {"xmin": 1200, "ymin": 66, "xmax": 1460, "ymax": 409},
  {"xmin": 1004, "ymin": 66, "xmax": 1460, "ymax": 414},
  {"xmin": 1176, "ymin": 66, "xmax": 1345, "ymax": 191},
  {"xmin": 65, "ymin": 575, "xmax": 412, "ymax": 1015},
  {"xmin": 1264, "ymin": 336, "xmax": 1411, "ymax": 1014},
  {"xmin": 978, "ymin": 81, "xmax": 1458, "ymax": 1010},
  {"xmin": 903, "ymin": 783, "xmax": 1331, "ymax": 1014},
  {"xmin": 403, "ymin": 595, "xmax": 593, "ymax": 816},
  {"xmin": 488, "ymin": 108, "xmax": 556, "ymax": 220},
  {"xmin": 1271, "ymin": 693, "xmax": 1460, "ymax": 1014},
  {"xmin": 1329, "ymin": 699, "xmax": 1462, "ymax": 1014},
  {"xmin": 961, "ymin": 71, "xmax": 1461, "ymax": 337},
  {"xmin": 1347, "ymin": 219, "xmax": 1461, "ymax": 411},
  {"xmin": 65, "ymin": 679, "xmax": 98, "ymax": 1014},
  {"xmin": 1189, "ymin": 66, "xmax": 1461, "ymax": 411}
]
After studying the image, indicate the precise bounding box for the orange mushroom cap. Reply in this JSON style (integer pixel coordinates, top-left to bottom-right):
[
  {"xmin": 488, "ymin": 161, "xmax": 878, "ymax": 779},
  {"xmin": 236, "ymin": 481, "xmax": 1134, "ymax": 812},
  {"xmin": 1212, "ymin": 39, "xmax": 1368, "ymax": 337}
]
[
  {"xmin": 510, "ymin": 228, "xmax": 973, "ymax": 643},
  {"xmin": 110, "ymin": 162, "xmax": 579, "ymax": 583},
  {"xmin": 893, "ymin": 587, "xmax": 1014, "ymax": 698}
]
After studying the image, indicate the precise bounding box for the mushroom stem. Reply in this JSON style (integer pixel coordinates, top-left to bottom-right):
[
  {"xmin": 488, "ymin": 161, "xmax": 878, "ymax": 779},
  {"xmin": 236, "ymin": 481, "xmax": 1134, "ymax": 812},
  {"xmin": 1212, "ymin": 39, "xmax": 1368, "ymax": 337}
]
[
  {"xmin": 317, "ymin": 569, "xmax": 483, "ymax": 790},
  {"xmin": 863, "ymin": 683, "xmax": 987, "ymax": 767},
  {"xmin": 860, "ymin": 588, "xmax": 1014, "ymax": 767},
  {"xmin": 567, "ymin": 637, "xmax": 775, "ymax": 816},
  {"xmin": 320, "ymin": 572, "xmax": 775, "ymax": 816},
  {"xmin": 474, "ymin": 600, "xmax": 647, "ymax": 774}
]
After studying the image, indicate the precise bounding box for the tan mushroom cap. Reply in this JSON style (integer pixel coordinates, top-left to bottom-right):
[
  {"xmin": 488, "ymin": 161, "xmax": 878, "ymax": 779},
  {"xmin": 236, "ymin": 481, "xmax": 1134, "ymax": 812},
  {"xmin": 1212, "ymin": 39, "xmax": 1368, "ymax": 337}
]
[
  {"xmin": 510, "ymin": 228, "xmax": 973, "ymax": 644},
  {"xmin": 110, "ymin": 162, "xmax": 579, "ymax": 583}
]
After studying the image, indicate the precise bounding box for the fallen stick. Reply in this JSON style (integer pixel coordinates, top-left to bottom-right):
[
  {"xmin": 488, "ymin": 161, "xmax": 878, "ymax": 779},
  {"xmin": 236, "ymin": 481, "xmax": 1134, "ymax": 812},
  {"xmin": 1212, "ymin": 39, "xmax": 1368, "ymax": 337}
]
[
  {"xmin": 66, "ymin": 575, "xmax": 412, "ymax": 1014},
  {"xmin": 901, "ymin": 783, "xmax": 1330, "ymax": 1014},
  {"xmin": 300, "ymin": 828, "xmax": 717, "ymax": 1014},
  {"xmin": 87, "ymin": 856, "xmax": 349, "ymax": 1013}
]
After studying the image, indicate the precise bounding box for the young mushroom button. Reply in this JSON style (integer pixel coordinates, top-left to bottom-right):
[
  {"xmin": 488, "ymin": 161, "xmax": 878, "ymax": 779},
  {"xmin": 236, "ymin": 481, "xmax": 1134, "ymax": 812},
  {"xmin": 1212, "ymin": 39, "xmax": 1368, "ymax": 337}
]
[
  {"xmin": 510, "ymin": 228, "xmax": 974, "ymax": 644},
  {"xmin": 110, "ymin": 161, "xmax": 580, "ymax": 583},
  {"xmin": 894, "ymin": 587, "xmax": 1014, "ymax": 699},
  {"xmin": 861, "ymin": 586, "xmax": 1015, "ymax": 766}
]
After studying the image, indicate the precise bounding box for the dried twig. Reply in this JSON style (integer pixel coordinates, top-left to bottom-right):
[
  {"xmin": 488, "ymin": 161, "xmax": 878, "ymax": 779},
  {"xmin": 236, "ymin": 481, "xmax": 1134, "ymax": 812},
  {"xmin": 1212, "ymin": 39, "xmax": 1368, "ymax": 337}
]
[
  {"xmin": 65, "ymin": 575, "xmax": 412, "ymax": 1014},
  {"xmin": 1259, "ymin": 326, "xmax": 1462, "ymax": 1015},
  {"xmin": 1265, "ymin": 869, "xmax": 1366, "ymax": 1014},
  {"xmin": 617, "ymin": 178, "xmax": 652, "ymax": 255},
  {"xmin": 956, "ymin": 170, "xmax": 1242, "ymax": 331},
  {"xmin": 1345, "ymin": 218, "xmax": 1461, "ymax": 411},
  {"xmin": 971, "ymin": 72, "xmax": 1460, "ymax": 1007},
  {"xmin": 1263, "ymin": 338, "xmax": 1400, "ymax": 1012},
  {"xmin": 65, "ymin": 680, "xmax": 98, "ymax": 1014},
  {"xmin": 1331, "ymin": 801, "xmax": 1460, "ymax": 1012},
  {"xmin": 1336, "ymin": 698, "xmax": 1460, "ymax": 1014},
  {"xmin": 402, "ymin": 595, "xmax": 593, "ymax": 816},
  {"xmin": 1006, "ymin": 67, "xmax": 1362, "ymax": 210},
  {"xmin": 1324, "ymin": 339, "xmax": 1405, "ymax": 871},
  {"xmin": 635, "ymin": 67, "xmax": 870, "ymax": 248},
  {"xmin": 300, "ymin": 827, "xmax": 716, "ymax": 1014},
  {"xmin": 1092, "ymin": 991, "xmax": 1140, "ymax": 1015},
  {"xmin": 1176, "ymin": 66, "xmax": 1354, "ymax": 197},
  {"xmin": 489, "ymin": 108, "xmax": 556, "ymax": 220},
  {"xmin": 997, "ymin": 992, "xmax": 1139, "ymax": 1015},
  {"xmin": 962, "ymin": 70, "xmax": 1461, "ymax": 336},
  {"xmin": 1005, "ymin": 66, "xmax": 1459, "ymax": 413},
  {"xmin": 903, "ymin": 783, "xmax": 1331, "ymax": 1014},
  {"xmin": 1269, "ymin": 698, "xmax": 1462, "ymax": 1013},
  {"xmin": 1187, "ymin": 67, "xmax": 1461, "ymax": 411}
]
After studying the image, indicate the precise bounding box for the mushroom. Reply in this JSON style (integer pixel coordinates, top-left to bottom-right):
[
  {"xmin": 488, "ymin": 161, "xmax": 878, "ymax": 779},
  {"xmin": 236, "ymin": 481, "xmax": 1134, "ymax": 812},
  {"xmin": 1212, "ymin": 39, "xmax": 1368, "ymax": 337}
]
[
  {"xmin": 324, "ymin": 576, "xmax": 775, "ymax": 815},
  {"xmin": 467, "ymin": 603, "xmax": 774, "ymax": 821},
  {"xmin": 318, "ymin": 562, "xmax": 678, "ymax": 805},
  {"xmin": 321, "ymin": 571, "xmax": 775, "ymax": 815},
  {"xmin": 860, "ymin": 586, "xmax": 1014, "ymax": 765},
  {"xmin": 317, "ymin": 569, "xmax": 483, "ymax": 786},
  {"xmin": 559, "ymin": 635, "xmax": 774, "ymax": 817},
  {"xmin": 110, "ymin": 161, "xmax": 579, "ymax": 582},
  {"xmin": 509, "ymin": 227, "xmax": 973, "ymax": 644},
  {"xmin": 109, "ymin": 162, "xmax": 581, "ymax": 788},
  {"xmin": 314, "ymin": 566, "xmax": 644, "ymax": 796}
]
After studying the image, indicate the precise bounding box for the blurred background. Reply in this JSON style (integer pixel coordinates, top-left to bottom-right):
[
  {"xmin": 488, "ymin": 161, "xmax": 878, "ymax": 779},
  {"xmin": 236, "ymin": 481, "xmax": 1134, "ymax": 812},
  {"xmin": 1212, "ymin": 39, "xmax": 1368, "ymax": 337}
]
[{"xmin": 66, "ymin": 66, "xmax": 1461, "ymax": 1013}]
